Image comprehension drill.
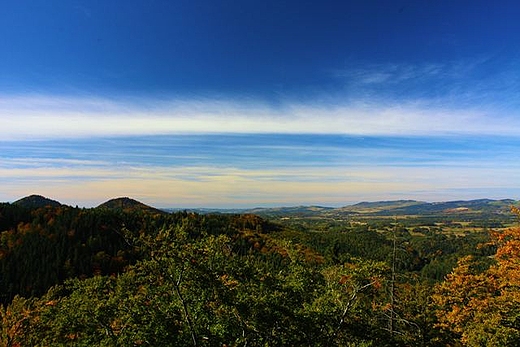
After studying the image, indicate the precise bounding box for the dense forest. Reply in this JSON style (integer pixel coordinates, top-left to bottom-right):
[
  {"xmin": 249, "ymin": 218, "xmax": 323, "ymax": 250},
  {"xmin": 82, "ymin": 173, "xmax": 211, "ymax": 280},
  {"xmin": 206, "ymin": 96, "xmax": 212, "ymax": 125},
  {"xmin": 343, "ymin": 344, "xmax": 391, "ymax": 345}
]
[{"xmin": 1, "ymin": 197, "xmax": 519, "ymax": 346}]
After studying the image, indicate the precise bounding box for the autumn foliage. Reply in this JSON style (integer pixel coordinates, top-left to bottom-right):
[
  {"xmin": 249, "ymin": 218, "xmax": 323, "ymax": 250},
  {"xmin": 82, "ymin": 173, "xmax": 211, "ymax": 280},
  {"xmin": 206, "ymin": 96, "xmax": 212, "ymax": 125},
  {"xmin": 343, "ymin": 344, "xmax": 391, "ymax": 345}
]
[{"xmin": 433, "ymin": 206, "xmax": 520, "ymax": 346}]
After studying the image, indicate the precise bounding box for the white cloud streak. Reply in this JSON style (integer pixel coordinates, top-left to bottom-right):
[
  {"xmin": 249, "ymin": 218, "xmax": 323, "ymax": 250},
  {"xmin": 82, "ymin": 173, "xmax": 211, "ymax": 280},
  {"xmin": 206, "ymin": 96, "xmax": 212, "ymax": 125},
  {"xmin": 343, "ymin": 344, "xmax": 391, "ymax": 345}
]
[
  {"xmin": 1, "ymin": 94, "xmax": 519, "ymax": 140},
  {"xmin": 334, "ymin": 62, "xmax": 445, "ymax": 85}
]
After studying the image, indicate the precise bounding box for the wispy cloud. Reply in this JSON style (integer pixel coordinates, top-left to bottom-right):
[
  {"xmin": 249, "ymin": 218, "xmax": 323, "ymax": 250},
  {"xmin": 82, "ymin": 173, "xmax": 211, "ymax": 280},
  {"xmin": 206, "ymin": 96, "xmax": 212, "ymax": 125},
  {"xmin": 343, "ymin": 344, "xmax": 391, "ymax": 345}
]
[
  {"xmin": 2, "ymin": 133, "xmax": 519, "ymax": 207},
  {"xmin": 1, "ymin": 93, "xmax": 519, "ymax": 139},
  {"xmin": 333, "ymin": 62, "xmax": 445, "ymax": 85},
  {"xmin": 2, "ymin": 66, "xmax": 519, "ymax": 206},
  {"xmin": 330, "ymin": 57, "xmax": 520, "ymax": 111}
]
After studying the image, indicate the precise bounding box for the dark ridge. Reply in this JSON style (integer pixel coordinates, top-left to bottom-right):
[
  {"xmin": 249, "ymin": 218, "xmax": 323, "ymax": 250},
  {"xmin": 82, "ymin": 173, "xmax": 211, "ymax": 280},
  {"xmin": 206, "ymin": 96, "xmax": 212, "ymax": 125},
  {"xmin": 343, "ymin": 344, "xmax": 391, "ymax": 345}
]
[
  {"xmin": 13, "ymin": 195, "xmax": 63, "ymax": 209},
  {"xmin": 97, "ymin": 197, "xmax": 166, "ymax": 214}
]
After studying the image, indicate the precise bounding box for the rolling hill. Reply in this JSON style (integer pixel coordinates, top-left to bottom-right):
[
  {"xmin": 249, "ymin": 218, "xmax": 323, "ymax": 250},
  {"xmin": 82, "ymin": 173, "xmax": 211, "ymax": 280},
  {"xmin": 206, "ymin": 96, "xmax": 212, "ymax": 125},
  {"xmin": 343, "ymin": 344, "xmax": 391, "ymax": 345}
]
[
  {"xmin": 244, "ymin": 199, "xmax": 517, "ymax": 219},
  {"xmin": 97, "ymin": 197, "xmax": 166, "ymax": 214},
  {"xmin": 13, "ymin": 195, "xmax": 63, "ymax": 209}
]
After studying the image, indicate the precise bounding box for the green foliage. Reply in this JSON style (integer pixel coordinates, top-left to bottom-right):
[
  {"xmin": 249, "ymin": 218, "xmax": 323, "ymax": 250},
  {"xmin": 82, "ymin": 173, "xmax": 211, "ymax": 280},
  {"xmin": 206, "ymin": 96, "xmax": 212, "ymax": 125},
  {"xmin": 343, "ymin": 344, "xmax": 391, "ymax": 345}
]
[
  {"xmin": 1, "ymin": 218, "xmax": 401, "ymax": 346},
  {"xmin": 0, "ymin": 205, "xmax": 143, "ymax": 303}
]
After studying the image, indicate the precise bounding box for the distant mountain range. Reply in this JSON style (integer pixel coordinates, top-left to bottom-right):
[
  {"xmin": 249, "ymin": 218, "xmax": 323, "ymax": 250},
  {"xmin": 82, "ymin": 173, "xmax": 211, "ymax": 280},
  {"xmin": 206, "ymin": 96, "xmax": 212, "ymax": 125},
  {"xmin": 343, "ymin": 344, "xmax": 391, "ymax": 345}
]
[
  {"xmin": 241, "ymin": 199, "xmax": 517, "ymax": 218},
  {"xmin": 176, "ymin": 199, "xmax": 518, "ymax": 219},
  {"xmin": 7, "ymin": 195, "xmax": 518, "ymax": 218},
  {"xmin": 333, "ymin": 199, "xmax": 517, "ymax": 216}
]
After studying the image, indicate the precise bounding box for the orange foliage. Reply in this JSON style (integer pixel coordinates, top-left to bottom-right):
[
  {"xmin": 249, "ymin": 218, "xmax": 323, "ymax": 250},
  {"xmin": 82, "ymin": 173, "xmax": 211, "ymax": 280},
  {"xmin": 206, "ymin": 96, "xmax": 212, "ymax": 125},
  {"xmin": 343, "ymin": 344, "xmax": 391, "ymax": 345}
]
[{"xmin": 433, "ymin": 206, "xmax": 520, "ymax": 345}]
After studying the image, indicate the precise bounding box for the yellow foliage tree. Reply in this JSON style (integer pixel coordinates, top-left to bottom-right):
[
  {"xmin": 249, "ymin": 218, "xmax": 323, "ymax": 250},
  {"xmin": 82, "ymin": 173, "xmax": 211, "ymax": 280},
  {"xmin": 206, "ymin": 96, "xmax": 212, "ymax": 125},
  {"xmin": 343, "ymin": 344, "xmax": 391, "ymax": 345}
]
[{"xmin": 433, "ymin": 207, "xmax": 520, "ymax": 346}]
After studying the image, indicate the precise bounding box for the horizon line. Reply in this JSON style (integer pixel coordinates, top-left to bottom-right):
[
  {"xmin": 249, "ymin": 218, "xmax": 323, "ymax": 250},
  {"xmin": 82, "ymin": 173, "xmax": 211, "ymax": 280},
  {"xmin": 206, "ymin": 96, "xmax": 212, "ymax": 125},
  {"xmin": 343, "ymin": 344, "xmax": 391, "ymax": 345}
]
[{"xmin": 7, "ymin": 194, "xmax": 518, "ymax": 210}]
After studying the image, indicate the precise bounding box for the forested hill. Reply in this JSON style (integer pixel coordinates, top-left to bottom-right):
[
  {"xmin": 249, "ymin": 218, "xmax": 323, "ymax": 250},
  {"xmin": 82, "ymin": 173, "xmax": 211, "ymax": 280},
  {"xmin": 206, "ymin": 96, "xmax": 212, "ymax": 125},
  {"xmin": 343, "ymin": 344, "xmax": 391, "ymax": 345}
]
[
  {"xmin": 97, "ymin": 196, "xmax": 166, "ymax": 215},
  {"xmin": 13, "ymin": 194, "xmax": 62, "ymax": 209}
]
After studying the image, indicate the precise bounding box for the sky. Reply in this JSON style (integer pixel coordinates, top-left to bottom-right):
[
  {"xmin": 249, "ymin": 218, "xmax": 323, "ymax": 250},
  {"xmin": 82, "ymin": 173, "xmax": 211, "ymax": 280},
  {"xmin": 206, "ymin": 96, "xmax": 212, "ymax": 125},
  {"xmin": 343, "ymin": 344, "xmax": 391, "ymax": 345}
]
[{"xmin": 1, "ymin": 0, "xmax": 520, "ymax": 208}]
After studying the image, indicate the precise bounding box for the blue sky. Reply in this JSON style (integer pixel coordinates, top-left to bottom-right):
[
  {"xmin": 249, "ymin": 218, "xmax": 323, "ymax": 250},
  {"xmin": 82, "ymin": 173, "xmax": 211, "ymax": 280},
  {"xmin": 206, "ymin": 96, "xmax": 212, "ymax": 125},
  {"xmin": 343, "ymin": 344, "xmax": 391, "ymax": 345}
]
[{"xmin": 1, "ymin": 1, "xmax": 520, "ymax": 207}]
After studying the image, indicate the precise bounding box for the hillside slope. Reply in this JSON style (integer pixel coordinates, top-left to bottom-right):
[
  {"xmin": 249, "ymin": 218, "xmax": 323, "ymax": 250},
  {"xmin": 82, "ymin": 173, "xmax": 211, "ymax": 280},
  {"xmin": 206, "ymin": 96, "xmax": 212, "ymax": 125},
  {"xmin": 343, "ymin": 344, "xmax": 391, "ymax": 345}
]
[
  {"xmin": 97, "ymin": 197, "xmax": 166, "ymax": 214},
  {"xmin": 13, "ymin": 195, "xmax": 63, "ymax": 209}
]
